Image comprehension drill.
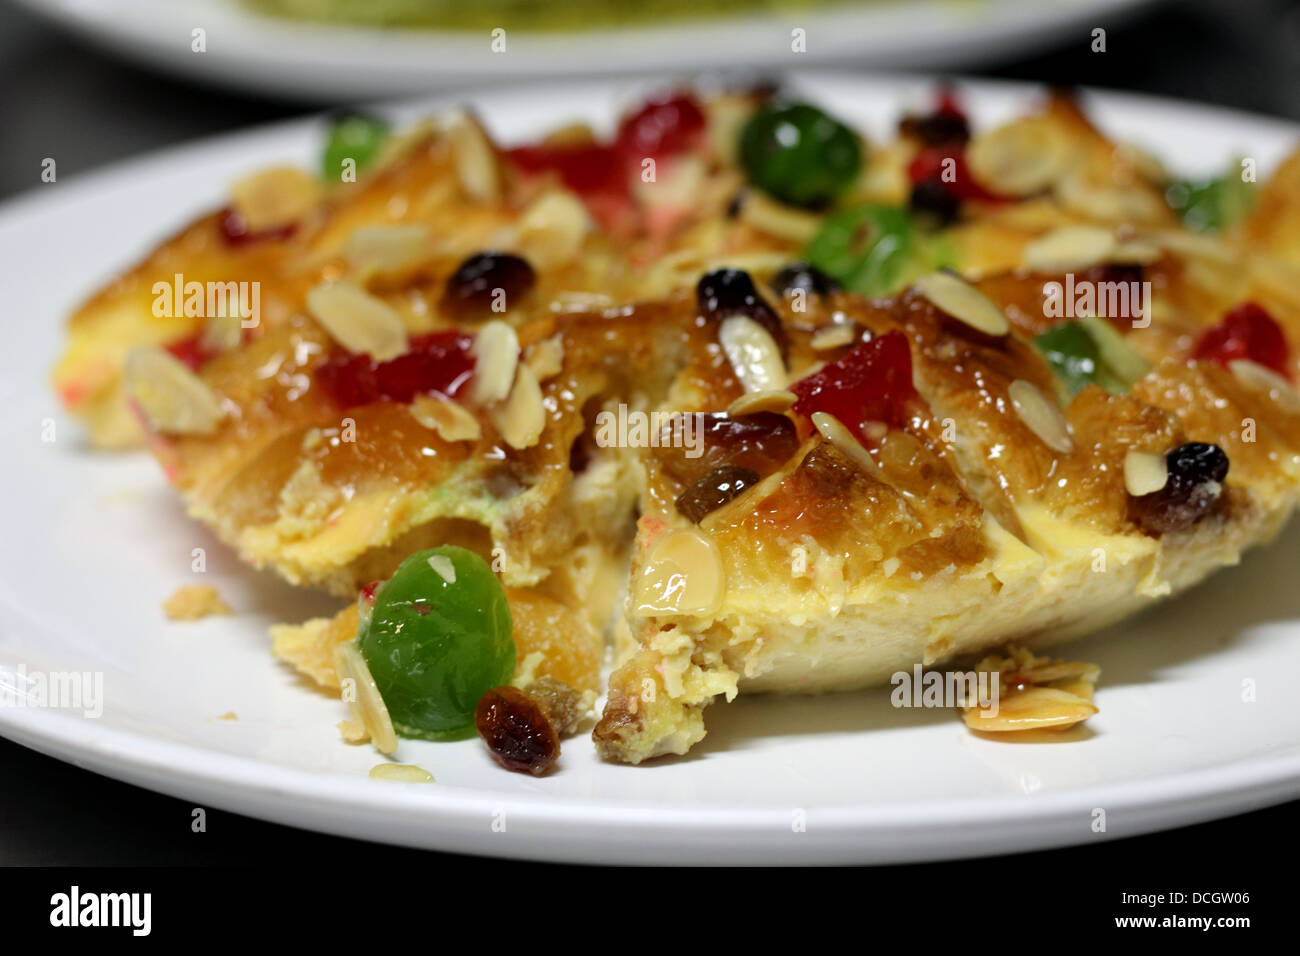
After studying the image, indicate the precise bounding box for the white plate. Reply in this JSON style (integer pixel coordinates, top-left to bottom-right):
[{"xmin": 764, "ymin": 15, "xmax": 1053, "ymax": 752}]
[
  {"xmin": 2, "ymin": 75, "xmax": 1300, "ymax": 865},
  {"xmin": 13, "ymin": 0, "xmax": 1159, "ymax": 102}
]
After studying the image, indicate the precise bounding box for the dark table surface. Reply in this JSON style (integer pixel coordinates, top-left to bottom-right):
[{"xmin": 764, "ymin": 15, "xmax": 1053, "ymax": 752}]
[{"xmin": 0, "ymin": 0, "xmax": 1297, "ymax": 868}]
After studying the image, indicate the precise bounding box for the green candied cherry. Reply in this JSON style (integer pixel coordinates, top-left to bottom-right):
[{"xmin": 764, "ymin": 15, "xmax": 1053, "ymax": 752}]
[
  {"xmin": 358, "ymin": 546, "xmax": 514, "ymax": 741},
  {"xmin": 1166, "ymin": 162, "xmax": 1256, "ymax": 232},
  {"xmin": 803, "ymin": 204, "xmax": 917, "ymax": 297},
  {"xmin": 322, "ymin": 113, "xmax": 391, "ymax": 181},
  {"xmin": 739, "ymin": 102, "xmax": 862, "ymax": 207}
]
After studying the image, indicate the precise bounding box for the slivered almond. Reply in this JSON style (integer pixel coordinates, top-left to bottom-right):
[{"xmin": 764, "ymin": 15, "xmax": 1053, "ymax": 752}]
[
  {"xmin": 490, "ymin": 363, "xmax": 546, "ymax": 449},
  {"xmin": 811, "ymin": 411, "xmax": 881, "ymax": 477},
  {"xmin": 810, "ymin": 323, "xmax": 860, "ymax": 351},
  {"xmin": 913, "ymin": 272, "xmax": 1009, "ymax": 337},
  {"xmin": 447, "ymin": 112, "xmax": 501, "ymax": 203},
  {"xmin": 409, "ymin": 393, "xmax": 481, "ymax": 443},
  {"xmin": 306, "ymin": 281, "xmax": 408, "ymax": 361},
  {"xmin": 369, "ymin": 764, "xmax": 435, "ymax": 782},
  {"xmin": 345, "ymin": 224, "xmax": 433, "ymax": 276},
  {"xmin": 718, "ymin": 315, "xmax": 785, "ymax": 393},
  {"xmin": 1111, "ymin": 239, "xmax": 1162, "ymax": 264},
  {"xmin": 469, "ymin": 320, "xmax": 519, "ymax": 405},
  {"xmin": 1008, "ymin": 379, "xmax": 1073, "ymax": 453},
  {"xmin": 634, "ymin": 528, "xmax": 726, "ymax": 618},
  {"xmin": 1229, "ymin": 359, "xmax": 1300, "ymax": 412},
  {"xmin": 230, "ymin": 166, "xmax": 321, "ymax": 232},
  {"xmin": 726, "ymin": 389, "xmax": 796, "ymax": 416},
  {"xmin": 524, "ymin": 335, "xmax": 565, "ymax": 382},
  {"xmin": 1022, "ymin": 225, "xmax": 1116, "ymax": 272},
  {"xmin": 967, "ymin": 116, "xmax": 1066, "ymax": 196},
  {"xmin": 1124, "ymin": 450, "xmax": 1169, "ymax": 496},
  {"xmin": 124, "ymin": 347, "xmax": 227, "ymax": 435},
  {"xmin": 333, "ymin": 643, "xmax": 398, "ymax": 756}
]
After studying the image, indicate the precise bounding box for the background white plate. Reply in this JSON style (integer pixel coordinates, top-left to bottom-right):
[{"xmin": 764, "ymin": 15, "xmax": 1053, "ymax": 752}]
[
  {"xmin": 11, "ymin": 0, "xmax": 1160, "ymax": 101},
  {"xmin": 2, "ymin": 75, "xmax": 1299, "ymax": 865}
]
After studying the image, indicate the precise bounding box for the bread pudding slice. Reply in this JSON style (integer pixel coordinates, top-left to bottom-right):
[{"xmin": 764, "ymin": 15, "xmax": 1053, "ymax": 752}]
[{"xmin": 52, "ymin": 83, "xmax": 1300, "ymax": 764}]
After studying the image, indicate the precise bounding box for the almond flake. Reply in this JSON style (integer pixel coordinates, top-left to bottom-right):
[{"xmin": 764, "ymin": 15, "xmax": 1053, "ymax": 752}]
[
  {"xmin": 913, "ymin": 272, "xmax": 1010, "ymax": 337},
  {"xmin": 524, "ymin": 335, "xmax": 565, "ymax": 382},
  {"xmin": 811, "ymin": 411, "xmax": 881, "ymax": 477},
  {"xmin": 410, "ymin": 393, "xmax": 482, "ymax": 442},
  {"xmin": 1022, "ymin": 225, "xmax": 1116, "ymax": 272},
  {"xmin": 1229, "ymin": 359, "xmax": 1300, "ymax": 413},
  {"xmin": 490, "ymin": 363, "xmax": 546, "ymax": 449},
  {"xmin": 967, "ymin": 116, "xmax": 1066, "ymax": 197},
  {"xmin": 726, "ymin": 389, "xmax": 796, "ymax": 416},
  {"xmin": 345, "ymin": 224, "xmax": 433, "ymax": 277},
  {"xmin": 738, "ymin": 191, "xmax": 822, "ymax": 242},
  {"xmin": 369, "ymin": 763, "xmax": 435, "ymax": 782},
  {"xmin": 810, "ymin": 323, "xmax": 860, "ymax": 351},
  {"xmin": 718, "ymin": 314, "xmax": 786, "ymax": 393},
  {"xmin": 634, "ymin": 528, "xmax": 726, "ymax": 618},
  {"xmin": 306, "ymin": 281, "xmax": 408, "ymax": 361},
  {"xmin": 447, "ymin": 112, "xmax": 501, "ymax": 203},
  {"xmin": 230, "ymin": 166, "xmax": 321, "ymax": 232},
  {"xmin": 517, "ymin": 190, "xmax": 592, "ymax": 268},
  {"xmin": 333, "ymin": 643, "xmax": 398, "ymax": 756},
  {"xmin": 427, "ymin": 554, "xmax": 457, "ymax": 584},
  {"xmin": 124, "ymin": 346, "xmax": 227, "ymax": 435},
  {"xmin": 1008, "ymin": 379, "xmax": 1073, "ymax": 454},
  {"xmin": 1124, "ymin": 449, "xmax": 1169, "ymax": 496},
  {"xmin": 469, "ymin": 320, "xmax": 519, "ymax": 405}
]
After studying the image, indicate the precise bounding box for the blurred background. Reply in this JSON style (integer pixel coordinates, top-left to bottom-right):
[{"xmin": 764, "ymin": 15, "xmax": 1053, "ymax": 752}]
[{"xmin": 2, "ymin": 0, "xmax": 1299, "ymax": 865}]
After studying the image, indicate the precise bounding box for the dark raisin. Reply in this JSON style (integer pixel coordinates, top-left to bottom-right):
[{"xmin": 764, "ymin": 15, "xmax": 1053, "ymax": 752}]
[
  {"xmin": 657, "ymin": 411, "xmax": 799, "ymax": 487},
  {"xmin": 696, "ymin": 268, "xmax": 787, "ymax": 355},
  {"xmin": 1129, "ymin": 442, "xmax": 1229, "ymax": 535},
  {"xmin": 442, "ymin": 252, "xmax": 536, "ymax": 318},
  {"xmin": 675, "ymin": 465, "xmax": 761, "ymax": 522},
  {"xmin": 898, "ymin": 110, "xmax": 970, "ymax": 147},
  {"xmin": 908, "ymin": 179, "xmax": 961, "ymax": 226},
  {"xmin": 475, "ymin": 685, "xmax": 559, "ymax": 776},
  {"xmin": 771, "ymin": 262, "xmax": 841, "ymax": 298}
]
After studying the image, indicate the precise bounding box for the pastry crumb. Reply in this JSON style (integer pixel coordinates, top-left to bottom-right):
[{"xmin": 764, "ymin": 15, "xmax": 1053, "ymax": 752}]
[
  {"xmin": 214, "ymin": 711, "xmax": 238, "ymax": 721},
  {"xmin": 163, "ymin": 584, "xmax": 231, "ymax": 621},
  {"xmin": 337, "ymin": 719, "xmax": 369, "ymax": 744}
]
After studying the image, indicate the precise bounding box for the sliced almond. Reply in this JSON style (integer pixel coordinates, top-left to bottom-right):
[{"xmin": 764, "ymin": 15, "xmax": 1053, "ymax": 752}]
[
  {"xmin": 517, "ymin": 190, "xmax": 592, "ymax": 269},
  {"xmin": 333, "ymin": 643, "xmax": 398, "ymax": 756},
  {"xmin": 1124, "ymin": 449, "xmax": 1169, "ymax": 497},
  {"xmin": 811, "ymin": 411, "xmax": 881, "ymax": 477},
  {"xmin": 1008, "ymin": 379, "xmax": 1073, "ymax": 453},
  {"xmin": 490, "ymin": 363, "xmax": 546, "ymax": 450},
  {"xmin": 345, "ymin": 224, "xmax": 433, "ymax": 277},
  {"xmin": 963, "ymin": 686, "xmax": 1098, "ymax": 732},
  {"xmin": 306, "ymin": 281, "xmax": 408, "ymax": 361},
  {"xmin": 738, "ymin": 191, "xmax": 823, "ymax": 242},
  {"xmin": 726, "ymin": 389, "xmax": 796, "ymax": 416},
  {"xmin": 524, "ymin": 335, "xmax": 565, "ymax": 382},
  {"xmin": 810, "ymin": 323, "xmax": 860, "ymax": 351},
  {"xmin": 1022, "ymin": 225, "xmax": 1116, "ymax": 273},
  {"xmin": 124, "ymin": 347, "xmax": 227, "ymax": 435},
  {"xmin": 199, "ymin": 313, "xmax": 243, "ymax": 354},
  {"xmin": 447, "ymin": 112, "xmax": 501, "ymax": 203},
  {"xmin": 913, "ymin": 272, "xmax": 1010, "ymax": 337},
  {"xmin": 718, "ymin": 315, "xmax": 786, "ymax": 393},
  {"xmin": 634, "ymin": 528, "xmax": 726, "ymax": 618},
  {"xmin": 410, "ymin": 393, "xmax": 482, "ymax": 443},
  {"xmin": 369, "ymin": 763, "xmax": 435, "ymax": 782},
  {"xmin": 230, "ymin": 165, "xmax": 321, "ymax": 232},
  {"xmin": 468, "ymin": 320, "xmax": 519, "ymax": 405},
  {"xmin": 966, "ymin": 115, "xmax": 1066, "ymax": 197},
  {"xmin": 1229, "ymin": 359, "xmax": 1300, "ymax": 413}
]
